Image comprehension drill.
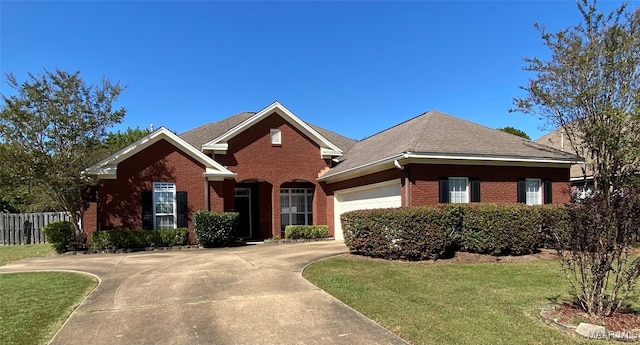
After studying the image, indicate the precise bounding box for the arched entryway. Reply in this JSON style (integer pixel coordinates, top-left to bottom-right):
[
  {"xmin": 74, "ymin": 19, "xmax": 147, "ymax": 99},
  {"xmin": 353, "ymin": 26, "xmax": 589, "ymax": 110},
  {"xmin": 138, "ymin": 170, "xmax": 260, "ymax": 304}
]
[
  {"xmin": 233, "ymin": 179, "xmax": 273, "ymax": 239},
  {"xmin": 279, "ymin": 180, "xmax": 316, "ymax": 235}
]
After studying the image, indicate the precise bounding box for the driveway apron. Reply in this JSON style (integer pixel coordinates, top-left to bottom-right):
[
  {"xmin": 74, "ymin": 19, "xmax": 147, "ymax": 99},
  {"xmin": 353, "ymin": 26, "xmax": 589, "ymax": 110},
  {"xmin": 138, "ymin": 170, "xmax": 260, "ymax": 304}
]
[{"xmin": 0, "ymin": 241, "xmax": 408, "ymax": 345}]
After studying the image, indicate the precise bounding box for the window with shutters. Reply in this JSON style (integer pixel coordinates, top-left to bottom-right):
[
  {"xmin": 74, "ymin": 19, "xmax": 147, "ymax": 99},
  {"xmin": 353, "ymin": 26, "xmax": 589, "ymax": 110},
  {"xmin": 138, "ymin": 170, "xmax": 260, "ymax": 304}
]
[
  {"xmin": 517, "ymin": 178, "xmax": 546, "ymax": 205},
  {"xmin": 449, "ymin": 177, "xmax": 469, "ymax": 203},
  {"xmin": 154, "ymin": 182, "xmax": 176, "ymax": 229},
  {"xmin": 439, "ymin": 177, "xmax": 480, "ymax": 203}
]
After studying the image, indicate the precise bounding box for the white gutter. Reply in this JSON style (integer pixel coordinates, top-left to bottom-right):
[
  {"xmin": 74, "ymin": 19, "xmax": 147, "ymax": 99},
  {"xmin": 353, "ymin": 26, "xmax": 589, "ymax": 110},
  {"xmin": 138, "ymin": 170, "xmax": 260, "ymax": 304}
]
[
  {"xmin": 318, "ymin": 153, "xmax": 406, "ymax": 181},
  {"xmin": 319, "ymin": 151, "xmax": 581, "ymax": 182}
]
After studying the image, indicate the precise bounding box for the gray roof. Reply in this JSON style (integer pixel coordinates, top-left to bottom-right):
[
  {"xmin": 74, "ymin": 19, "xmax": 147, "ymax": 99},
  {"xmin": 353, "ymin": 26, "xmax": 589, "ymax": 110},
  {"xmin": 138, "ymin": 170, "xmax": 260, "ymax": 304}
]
[
  {"xmin": 535, "ymin": 127, "xmax": 591, "ymax": 179},
  {"xmin": 179, "ymin": 112, "xmax": 356, "ymax": 152},
  {"xmin": 180, "ymin": 112, "xmax": 255, "ymax": 150},
  {"xmin": 326, "ymin": 110, "xmax": 582, "ymax": 176}
]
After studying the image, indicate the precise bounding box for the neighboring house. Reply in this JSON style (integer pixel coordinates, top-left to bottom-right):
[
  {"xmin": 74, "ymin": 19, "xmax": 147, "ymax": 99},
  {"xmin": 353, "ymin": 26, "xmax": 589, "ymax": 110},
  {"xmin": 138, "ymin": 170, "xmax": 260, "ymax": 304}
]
[
  {"xmin": 535, "ymin": 127, "xmax": 593, "ymax": 196},
  {"xmin": 83, "ymin": 101, "xmax": 581, "ymax": 242}
]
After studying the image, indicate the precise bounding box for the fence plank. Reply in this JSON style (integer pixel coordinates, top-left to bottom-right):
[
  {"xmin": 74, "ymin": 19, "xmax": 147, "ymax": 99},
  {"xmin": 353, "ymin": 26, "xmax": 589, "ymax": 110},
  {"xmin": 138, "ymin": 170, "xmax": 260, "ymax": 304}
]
[{"xmin": 0, "ymin": 212, "xmax": 71, "ymax": 245}]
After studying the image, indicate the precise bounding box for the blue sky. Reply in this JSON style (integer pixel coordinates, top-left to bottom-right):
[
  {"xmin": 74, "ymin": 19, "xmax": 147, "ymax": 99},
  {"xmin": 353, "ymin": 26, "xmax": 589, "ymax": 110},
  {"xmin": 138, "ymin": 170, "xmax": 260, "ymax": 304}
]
[{"xmin": 1, "ymin": 1, "xmax": 637, "ymax": 141}]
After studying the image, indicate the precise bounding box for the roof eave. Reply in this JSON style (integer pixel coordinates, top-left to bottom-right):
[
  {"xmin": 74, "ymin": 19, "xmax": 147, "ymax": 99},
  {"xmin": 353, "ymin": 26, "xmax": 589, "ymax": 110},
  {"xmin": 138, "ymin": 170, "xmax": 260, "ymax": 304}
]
[
  {"xmin": 83, "ymin": 127, "xmax": 236, "ymax": 180},
  {"xmin": 202, "ymin": 101, "xmax": 343, "ymax": 158},
  {"xmin": 320, "ymin": 152, "xmax": 581, "ymax": 184}
]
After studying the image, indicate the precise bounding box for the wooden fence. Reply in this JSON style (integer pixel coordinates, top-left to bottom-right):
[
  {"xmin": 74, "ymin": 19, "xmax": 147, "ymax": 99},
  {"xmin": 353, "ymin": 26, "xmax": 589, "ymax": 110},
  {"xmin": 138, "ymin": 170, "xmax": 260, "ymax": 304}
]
[{"xmin": 0, "ymin": 212, "xmax": 71, "ymax": 245}]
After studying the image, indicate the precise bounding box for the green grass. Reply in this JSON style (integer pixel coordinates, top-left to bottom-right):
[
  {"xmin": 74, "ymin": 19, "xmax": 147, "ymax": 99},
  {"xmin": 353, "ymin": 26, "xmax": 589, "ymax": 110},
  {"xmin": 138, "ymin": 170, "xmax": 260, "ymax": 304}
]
[
  {"xmin": 1, "ymin": 245, "xmax": 96, "ymax": 345},
  {"xmin": 304, "ymin": 256, "xmax": 617, "ymax": 345},
  {"xmin": 0, "ymin": 244, "xmax": 55, "ymax": 266},
  {"xmin": 0, "ymin": 272, "xmax": 97, "ymax": 345}
]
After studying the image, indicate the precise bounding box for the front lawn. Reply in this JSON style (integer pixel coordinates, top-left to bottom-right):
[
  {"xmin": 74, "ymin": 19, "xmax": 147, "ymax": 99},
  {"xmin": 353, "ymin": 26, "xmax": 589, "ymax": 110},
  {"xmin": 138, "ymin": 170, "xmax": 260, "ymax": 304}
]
[
  {"xmin": 0, "ymin": 243, "xmax": 55, "ymax": 266},
  {"xmin": 0, "ymin": 272, "xmax": 97, "ymax": 345},
  {"xmin": 304, "ymin": 255, "xmax": 613, "ymax": 345}
]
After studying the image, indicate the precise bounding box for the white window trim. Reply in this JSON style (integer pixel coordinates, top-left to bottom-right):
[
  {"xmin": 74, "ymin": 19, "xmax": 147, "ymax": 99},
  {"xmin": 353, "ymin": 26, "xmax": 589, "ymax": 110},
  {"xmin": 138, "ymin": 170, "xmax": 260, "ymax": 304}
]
[
  {"xmin": 449, "ymin": 177, "xmax": 469, "ymax": 204},
  {"xmin": 270, "ymin": 129, "xmax": 282, "ymax": 145},
  {"xmin": 280, "ymin": 188, "xmax": 313, "ymax": 229},
  {"xmin": 525, "ymin": 178, "xmax": 542, "ymax": 205},
  {"xmin": 153, "ymin": 182, "xmax": 177, "ymax": 230}
]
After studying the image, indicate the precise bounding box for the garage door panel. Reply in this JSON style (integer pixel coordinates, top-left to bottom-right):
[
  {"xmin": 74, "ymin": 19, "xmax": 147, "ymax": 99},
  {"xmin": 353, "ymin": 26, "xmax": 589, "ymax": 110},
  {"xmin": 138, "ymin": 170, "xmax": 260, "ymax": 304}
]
[{"xmin": 334, "ymin": 180, "xmax": 402, "ymax": 241}]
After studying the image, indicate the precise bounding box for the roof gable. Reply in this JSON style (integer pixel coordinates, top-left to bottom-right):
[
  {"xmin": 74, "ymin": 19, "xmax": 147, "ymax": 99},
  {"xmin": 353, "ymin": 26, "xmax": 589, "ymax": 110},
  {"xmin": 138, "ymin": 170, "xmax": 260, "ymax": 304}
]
[
  {"xmin": 84, "ymin": 127, "xmax": 236, "ymax": 181},
  {"xmin": 200, "ymin": 101, "xmax": 345, "ymax": 158},
  {"xmin": 320, "ymin": 110, "xmax": 582, "ymax": 182}
]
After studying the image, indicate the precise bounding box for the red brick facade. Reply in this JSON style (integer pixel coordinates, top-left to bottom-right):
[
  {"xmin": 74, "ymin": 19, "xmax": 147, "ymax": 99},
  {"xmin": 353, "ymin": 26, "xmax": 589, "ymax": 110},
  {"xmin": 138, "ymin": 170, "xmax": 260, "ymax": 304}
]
[
  {"xmin": 406, "ymin": 164, "xmax": 570, "ymax": 205},
  {"xmin": 215, "ymin": 113, "xmax": 331, "ymax": 238},
  {"xmin": 87, "ymin": 139, "xmax": 208, "ymax": 243},
  {"xmin": 83, "ymin": 109, "xmax": 574, "ymax": 243}
]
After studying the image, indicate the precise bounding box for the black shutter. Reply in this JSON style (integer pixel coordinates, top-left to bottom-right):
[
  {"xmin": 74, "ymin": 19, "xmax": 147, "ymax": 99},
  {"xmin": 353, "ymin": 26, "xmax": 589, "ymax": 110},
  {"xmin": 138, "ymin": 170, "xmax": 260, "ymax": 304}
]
[
  {"xmin": 142, "ymin": 191, "xmax": 153, "ymax": 230},
  {"xmin": 544, "ymin": 180, "xmax": 553, "ymax": 204},
  {"xmin": 177, "ymin": 191, "xmax": 188, "ymax": 228},
  {"xmin": 516, "ymin": 179, "xmax": 526, "ymax": 203},
  {"xmin": 470, "ymin": 179, "xmax": 481, "ymax": 203},
  {"xmin": 439, "ymin": 178, "xmax": 449, "ymax": 203}
]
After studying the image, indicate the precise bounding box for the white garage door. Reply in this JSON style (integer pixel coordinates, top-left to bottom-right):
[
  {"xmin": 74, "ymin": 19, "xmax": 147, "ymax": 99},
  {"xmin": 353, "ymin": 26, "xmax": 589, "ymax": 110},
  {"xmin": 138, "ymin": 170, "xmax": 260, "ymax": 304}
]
[{"xmin": 334, "ymin": 179, "xmax": 402, "ymax": 241}]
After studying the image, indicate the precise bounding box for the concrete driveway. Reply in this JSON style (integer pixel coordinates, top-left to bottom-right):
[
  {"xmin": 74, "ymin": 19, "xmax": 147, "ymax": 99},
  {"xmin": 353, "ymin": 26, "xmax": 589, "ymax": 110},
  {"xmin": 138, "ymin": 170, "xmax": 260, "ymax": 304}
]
[{"xmin": 0, "ymin": 241, "xmax": 408, "ymax": 345}]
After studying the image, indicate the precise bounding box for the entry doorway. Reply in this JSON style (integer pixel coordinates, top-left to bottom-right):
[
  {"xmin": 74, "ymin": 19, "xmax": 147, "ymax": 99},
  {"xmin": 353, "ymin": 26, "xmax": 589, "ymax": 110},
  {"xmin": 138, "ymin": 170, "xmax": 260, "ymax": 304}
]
[{"xmin": 234, "ymin": 188, "xmax": 252, "ymax": 238}]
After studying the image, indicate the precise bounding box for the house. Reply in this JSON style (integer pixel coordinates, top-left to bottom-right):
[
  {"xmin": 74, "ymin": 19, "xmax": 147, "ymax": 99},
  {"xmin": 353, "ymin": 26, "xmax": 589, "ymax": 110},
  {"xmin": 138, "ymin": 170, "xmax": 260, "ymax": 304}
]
[
  {"xmin": 535, "ymin": 126, "xmax": 594, "ymax": 197},
  {"xmin": 82, "ymin": 101, "xmax": 581, "ymax": 242}
]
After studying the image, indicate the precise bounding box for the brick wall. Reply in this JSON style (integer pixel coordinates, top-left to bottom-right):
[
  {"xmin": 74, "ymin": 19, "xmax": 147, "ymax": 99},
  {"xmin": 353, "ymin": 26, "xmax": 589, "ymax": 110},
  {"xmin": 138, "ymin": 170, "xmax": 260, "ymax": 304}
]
[
  {"xmin": 407, "ymin": 164, "xmax": 570, "ymax": 205},
  {"xmin": 215, "ymin": 112, "xmax": 331, "ymax": 237},
  {"xmin": 94, "ymin": 139, "xmax": 207, "ymax": 243}
]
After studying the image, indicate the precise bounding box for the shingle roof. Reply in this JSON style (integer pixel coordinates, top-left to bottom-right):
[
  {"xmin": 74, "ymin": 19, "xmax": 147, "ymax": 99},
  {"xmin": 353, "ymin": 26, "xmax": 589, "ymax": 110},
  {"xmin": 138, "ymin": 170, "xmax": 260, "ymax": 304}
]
[
  {"xmin": 326, "ymin": 110, "xmax": 581, "ymax": 176},
  {"xmin": 535, "ymin": 127, "xmax": 592, "ymax": 179},
  {"xmin": 179, "ymin": 112, "xmax": 255, "ymax": 150},
  {"xmin": 179, "ymin": 111, "xmax": 356, "ymax": 153}
]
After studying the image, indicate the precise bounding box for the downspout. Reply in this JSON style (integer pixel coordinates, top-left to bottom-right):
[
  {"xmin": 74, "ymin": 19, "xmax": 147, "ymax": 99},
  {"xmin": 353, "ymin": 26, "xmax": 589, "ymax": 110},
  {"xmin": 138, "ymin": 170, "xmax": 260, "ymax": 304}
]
[
  {"xmin": 394, "ymin": 158, "xmax": 410, "ymax": 207},
  {"xmin": 204, "ymin": 176, "xmax": 210, "ymax": 211}
]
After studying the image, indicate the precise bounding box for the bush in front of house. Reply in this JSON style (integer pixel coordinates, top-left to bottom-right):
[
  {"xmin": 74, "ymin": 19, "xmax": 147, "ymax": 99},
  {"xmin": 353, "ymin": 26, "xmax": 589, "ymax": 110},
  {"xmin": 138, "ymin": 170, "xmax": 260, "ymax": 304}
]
[
  {"xmin": 537, "ymin": 204, "xmax": 571, "ymax": 249},
  {"xmin": 43, "ymin": 221, "xmax": 76, "ymax": 253},
  {"xmin": 341, "ymin": 206, "xmax": 455, "ymax": 260},
  {"xmin": 193, "ymin": 211, "xmax": 239, "ymax": 247},
  {"xmin": 284, "ymin": 225, "xmax": 329, "ymax": 239},
  {"xmin": 342, "ymin": 203, "xmax": 569, "ymax": 260},
  {"xmin": 456, "ymin": 203, "xmax": 542, "ymax": 255},
  {"xmin": 89, "ymin": 228, "xmax": 188, "ymax": 251}
]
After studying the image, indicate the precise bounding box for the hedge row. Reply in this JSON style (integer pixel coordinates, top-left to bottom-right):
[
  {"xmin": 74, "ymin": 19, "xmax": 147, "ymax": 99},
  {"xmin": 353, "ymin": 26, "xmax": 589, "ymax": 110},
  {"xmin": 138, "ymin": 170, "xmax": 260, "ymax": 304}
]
[
  {"xmin": 90, "ymin": 228, "xmax": 188, "ymax": 250},
  {"xmin": 284, "ymin": 225, "xmax": 329, "ymax": 239},
  {"xmin": 193, "ymin": 211, "xmax": 239, "ymax": 247},
  {"xmin": 342, "ymin": 203, "xmax": 568, "ymax": 260}
]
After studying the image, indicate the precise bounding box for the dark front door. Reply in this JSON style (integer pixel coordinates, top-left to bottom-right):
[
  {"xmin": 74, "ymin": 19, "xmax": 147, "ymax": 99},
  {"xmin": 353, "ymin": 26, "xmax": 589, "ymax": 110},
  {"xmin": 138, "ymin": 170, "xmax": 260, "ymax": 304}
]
[{"xmin": 234, "ymin": 188, "xmax": 252, "ymax": 238}]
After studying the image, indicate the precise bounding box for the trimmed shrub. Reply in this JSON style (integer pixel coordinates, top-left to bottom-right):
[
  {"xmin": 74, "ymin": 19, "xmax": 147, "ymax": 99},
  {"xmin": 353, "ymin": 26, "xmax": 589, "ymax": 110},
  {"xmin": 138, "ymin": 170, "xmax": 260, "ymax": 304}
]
[
  {"xmin": 457, "ymin": 203, "xmax": 542, "ymax": 255},
  {"xmin": 43, "ymin": 221, "xmax": 76, "ymax": 253},
  {"xmin": 342, "ymin": 206, "xmax": 454, "ymax": 260},
  {"xmin": 537, "ymin": 204, "xmax": 570, "ymax": 248},
  {"xmin": 89, "ymin": 229, "xmax": 188, "ymax": 250},
  {"xmin": 193, "ymin": 211, "xmax": 239, "ymax": 247},
  {"xmin": 284, "ymin": 225, "xmax": 329, "ymax": 239}
]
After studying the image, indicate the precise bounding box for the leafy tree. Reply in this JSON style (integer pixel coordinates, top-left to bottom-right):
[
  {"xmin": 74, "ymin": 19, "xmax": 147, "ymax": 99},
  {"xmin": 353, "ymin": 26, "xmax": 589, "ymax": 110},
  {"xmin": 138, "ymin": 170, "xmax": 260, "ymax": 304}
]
[
  {"xmin": 513, "ymin": 0, "xmax": 640, "ymax": 317},
  {"xmin": 103, "ymin": 127, "xmax": 150, "ymax": 154},
  {"xmin": 0, "ymin": 69, "xmax": 126, "ymax": 234},
  {"xmin": 497, "ymin": 126, "xmax": 531, "ymax": 140}
]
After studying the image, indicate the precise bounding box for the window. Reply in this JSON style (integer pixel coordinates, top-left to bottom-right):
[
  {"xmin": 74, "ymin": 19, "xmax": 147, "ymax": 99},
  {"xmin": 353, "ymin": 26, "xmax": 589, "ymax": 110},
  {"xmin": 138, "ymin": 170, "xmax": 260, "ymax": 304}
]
[
  {"xmin": 142, "ymin": 184, "xmax": 187, "ymax": 230},
  {"xmin": 525, "ymin": 179, "xmax": 542, "ymax": 205},
  {"xmin": 517, "ymin": 178, "xmax": 542, "ymax": 205},
  {"xmin": 154, "ymin": 183, "xmax": 176, "ymax": 229},
  {"xmin": 280, "ymin": 188, "xmax": 313, "ymax": 230},
  {"xmin": 449, "ymin": 177, "xmax": 469, "ymax": 203},
  {"xmin": 271, "ymin": 129, "xmax": 281, "ymax": 145},
  {"xmin": 439, "ymin": 177, "xmax": 479, "ymax": 203}
]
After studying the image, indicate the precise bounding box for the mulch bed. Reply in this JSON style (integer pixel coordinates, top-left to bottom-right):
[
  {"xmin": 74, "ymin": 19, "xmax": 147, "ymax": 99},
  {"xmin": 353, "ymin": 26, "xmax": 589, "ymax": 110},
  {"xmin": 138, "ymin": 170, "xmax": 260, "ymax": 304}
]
[{"xmin": 541, "ymin": 303, "xmax": 640, "ymax": 341}]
